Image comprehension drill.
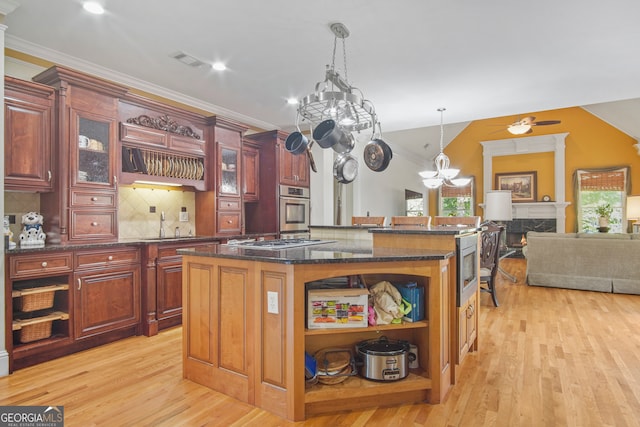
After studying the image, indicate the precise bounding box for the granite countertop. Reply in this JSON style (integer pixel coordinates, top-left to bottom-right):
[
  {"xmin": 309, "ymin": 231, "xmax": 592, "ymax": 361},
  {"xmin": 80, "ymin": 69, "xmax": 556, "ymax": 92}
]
[
  {"xmin": 177, "ymin": 239, "xmax": 454, "ymax": 265},
  {"xmin": 5, "ymin": 233, "xmax": 277, "ymax": 254},
  {"xmin": 308, "ymin": 225, "xmax": 380, "ymax": 229},
  {"xmin": 370, "ymin": 225, "xmax": 480, "ymax": 236}
]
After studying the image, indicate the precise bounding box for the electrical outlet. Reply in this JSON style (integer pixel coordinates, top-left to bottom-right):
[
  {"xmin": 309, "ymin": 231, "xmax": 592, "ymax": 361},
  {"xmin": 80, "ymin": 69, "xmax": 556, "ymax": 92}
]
[
  {"xmin": 179, "ymin": 211, "xmax": 189, "ymax": 222},
  {"xmin": 8, "ymin": 215, "xmax": 16, "ymax": 224},
  {"xmin": 267, "ymin": 291, "xmax": 279, "ymax": 314},
  {"xmin": 150, "ymin": 206, "xmax": 156, "ymax": 213}
]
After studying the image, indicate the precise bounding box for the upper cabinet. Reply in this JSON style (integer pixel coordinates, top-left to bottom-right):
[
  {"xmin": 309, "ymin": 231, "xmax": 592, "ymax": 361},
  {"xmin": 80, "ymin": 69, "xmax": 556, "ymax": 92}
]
[
  {"xmin": 279, "ymin": 138, "xmax": 310, "ymax": 187},
  {"xmin": 34, "ymin": 66, "xmax": 128, "ymax": 244},
  {"xmin": 4, "ymin": 76, "xmax": 56, "ymax": 192}
]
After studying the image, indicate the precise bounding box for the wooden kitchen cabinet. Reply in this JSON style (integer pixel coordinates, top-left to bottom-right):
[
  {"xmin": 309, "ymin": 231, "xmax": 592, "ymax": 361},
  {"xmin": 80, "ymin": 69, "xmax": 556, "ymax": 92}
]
[
  {"xmin": 34, "ymin": 66, "xmax": 128, "ymax": 244},
  {"xmin": 4, "ymin": 76, "xmax": 56, "ymax": 192},
  {"xmin": 242, "ymin": 143, "xmax": 260, "ymax": 202},
  {"xmin": 6, "ymin": 251, "xmax": 74, "ymax": 372},
  {"xmin": 73, "ymin": 247, "xmax": 141, "ymax": 340},
  {"xmin": 196, "ymin": 117, "xmax": 249, "ymax": 236},
  {"xmin": 457, "ymin": 290, "xmax": 478, "ymax": 364},
  {"xmin": 279, "ymin": 137, "xmax": 310, "ymax": 187}
]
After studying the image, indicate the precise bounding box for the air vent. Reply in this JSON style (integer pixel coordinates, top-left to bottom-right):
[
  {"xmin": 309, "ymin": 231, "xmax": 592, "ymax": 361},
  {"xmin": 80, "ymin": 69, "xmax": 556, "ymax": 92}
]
[{"xmin": 169, "ymin": 51, "xmax": 208, "ymax": 68}]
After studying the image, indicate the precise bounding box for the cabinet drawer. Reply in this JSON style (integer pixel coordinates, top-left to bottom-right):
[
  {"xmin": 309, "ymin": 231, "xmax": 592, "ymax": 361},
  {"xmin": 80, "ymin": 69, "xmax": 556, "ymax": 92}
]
[
  {"xmin": 120, "ymin": 122, "xmax": 167, "ymax": 147},
  {"xmin": 70, "ymin": 210, "xmax": 117, "ymax": 241},
  {"xmin": 217, "ymin": 212, "xmax": 241, "ymax": 234},
  {"xmin": 71, "ymin": 190, "xmax": 116, "ymax": 207},
  {"xmin": 218, "ymin": 197, "xmax": 241, "ymax": 211},
  {"xmin": 169, "ymin": 134, "xmax": 205, "ymax": 155},
  {"xmin": 75, "ymin": 247, "xmax": 140, "ymax": 270},
  {"xmin": 10, "ymin": 252, "xmax": 73, "ymax": 279}
]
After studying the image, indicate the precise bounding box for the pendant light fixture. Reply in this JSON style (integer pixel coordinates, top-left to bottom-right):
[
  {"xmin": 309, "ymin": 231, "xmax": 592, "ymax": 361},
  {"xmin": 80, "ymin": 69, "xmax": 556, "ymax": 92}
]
[{"xmin": 419, "ymin": 108, "xmax": 470, "ymax": 189}]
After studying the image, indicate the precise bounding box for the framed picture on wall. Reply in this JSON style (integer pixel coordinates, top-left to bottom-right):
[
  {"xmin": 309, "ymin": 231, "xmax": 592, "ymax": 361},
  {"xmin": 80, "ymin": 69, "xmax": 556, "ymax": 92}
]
[{"xmin": 495, "ymin": 171, "xmax": 537, "ymax": 202}]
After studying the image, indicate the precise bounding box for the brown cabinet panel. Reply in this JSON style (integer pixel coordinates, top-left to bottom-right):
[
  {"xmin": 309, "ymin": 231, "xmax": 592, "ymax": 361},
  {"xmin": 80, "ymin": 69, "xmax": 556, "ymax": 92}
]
[
  {"xmin": 156, "ymin": 262, "xmax": 183, "ymax": 324},
  {"xmin": 169, "ymin": 134, "xmax": 205, "ymax": 156},
  {"xmin": 242, "ymin": 145, "xmax": 260, "ymax": 201},
  {"xmin": 74, "ymin": 266, "xmax": 141, "ymax": 339},
  {"xmin": 75, "ymin": 247, "xmax": 140, "ymax": 270},
  {"xmin": 4, "ymin": 77, "xmax": 55, "ymax": 192},
  {"xmin": 217, "ymin": 197, "xmax": 241, "ymax": 211},
  {"xmin": 10, "ymin": 252, "xmax": 73, "ymax": 279},
  {"xmin": 217, "ymin": 212, "xmax": 242, "ymax": 234},
  {"xmin": 69, "ymin": 210, "xmax": 117, "ymax": 241},
  {"xmin": 279, "ymin": 143, "xmax": 310, "ymax": 187},
  {"xmin": 70, "ymin": 190, "xmax": 116, "ymax": 207},
  {"xmin": 119, "ymin": 122, "xmax": 167, "ymax": 147}
]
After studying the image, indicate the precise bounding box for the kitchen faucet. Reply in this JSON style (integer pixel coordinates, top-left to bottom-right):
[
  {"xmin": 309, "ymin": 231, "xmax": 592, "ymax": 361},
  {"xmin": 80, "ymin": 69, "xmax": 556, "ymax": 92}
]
[{"xmin": 159, "ymin": 211, "xmax": 166, "ymax": 238}]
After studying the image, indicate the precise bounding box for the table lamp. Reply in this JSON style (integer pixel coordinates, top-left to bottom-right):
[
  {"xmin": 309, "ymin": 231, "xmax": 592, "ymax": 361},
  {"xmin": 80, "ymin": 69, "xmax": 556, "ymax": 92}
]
[
  {"xmin": 484, "ymin": 190, "xmax": 513, "ymax": 222},
  {"xmin": 627, "ymin": 195, "xmax": 640, "ymax": 233}
]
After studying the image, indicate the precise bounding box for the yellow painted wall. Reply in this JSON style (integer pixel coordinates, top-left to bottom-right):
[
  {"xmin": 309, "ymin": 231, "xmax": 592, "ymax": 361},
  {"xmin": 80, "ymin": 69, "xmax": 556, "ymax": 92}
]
[{"xmin": 433, "ymin": 107, "xmax": 640, "ymax": 232}]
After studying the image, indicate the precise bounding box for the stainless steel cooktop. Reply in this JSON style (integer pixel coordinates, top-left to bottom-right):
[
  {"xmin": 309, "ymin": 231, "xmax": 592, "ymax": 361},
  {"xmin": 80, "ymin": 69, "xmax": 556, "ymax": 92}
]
[{"xmin": 225, "ymin": 238, "xmax": 334, "ymax": 250}]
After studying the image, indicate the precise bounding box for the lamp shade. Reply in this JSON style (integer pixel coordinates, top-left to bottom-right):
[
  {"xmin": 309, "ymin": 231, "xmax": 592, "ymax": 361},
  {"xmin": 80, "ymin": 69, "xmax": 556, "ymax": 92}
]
[
  {"xmin": 484, "ymin": 190, "xmax": 513, "ymax": 221},
  {"xmin": 627, "ymin": 195, "xmax": 640, "ymax": 220}
]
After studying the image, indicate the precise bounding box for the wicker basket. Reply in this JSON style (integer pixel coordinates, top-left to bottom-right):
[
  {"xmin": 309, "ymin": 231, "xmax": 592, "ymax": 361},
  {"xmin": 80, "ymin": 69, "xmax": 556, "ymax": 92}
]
[
  {"xmin": 19, "ymin": 320, "xmax": 53, "ymax": 343},
  {"xmin": 20, "ymin": 290, "xmax": 55, "ymax": 312}
]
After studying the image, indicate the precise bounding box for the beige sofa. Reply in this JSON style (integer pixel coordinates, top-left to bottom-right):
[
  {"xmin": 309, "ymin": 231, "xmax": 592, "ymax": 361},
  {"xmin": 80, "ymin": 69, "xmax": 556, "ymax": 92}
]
[{"xmin": 525, "ymin": 231, "xmax": 640, "ymax": 295}]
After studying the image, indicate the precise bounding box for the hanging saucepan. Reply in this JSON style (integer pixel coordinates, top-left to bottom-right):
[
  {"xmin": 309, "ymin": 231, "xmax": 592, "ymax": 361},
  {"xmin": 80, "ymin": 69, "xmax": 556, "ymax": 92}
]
[
  {"xmin": 313, "ymin": 119, "xmax": 354, "ymax": 153},
  {"xmin": 363, "ymin": 138, "xmax": 393, "ymax": 172},
  {"xmin": 284, "ymin": 131, "xmax": 309, "ymax": 155},
  {"xmin": 333, "ymin": 153, "xmax": 358, "ymax": 184}
]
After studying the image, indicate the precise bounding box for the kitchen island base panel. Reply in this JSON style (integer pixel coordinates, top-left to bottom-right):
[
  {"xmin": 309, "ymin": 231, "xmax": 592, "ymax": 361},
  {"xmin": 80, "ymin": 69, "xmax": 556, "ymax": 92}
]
[{"xmin": 181, "ymin": 253, "xmax": 451, "ymax": 421}]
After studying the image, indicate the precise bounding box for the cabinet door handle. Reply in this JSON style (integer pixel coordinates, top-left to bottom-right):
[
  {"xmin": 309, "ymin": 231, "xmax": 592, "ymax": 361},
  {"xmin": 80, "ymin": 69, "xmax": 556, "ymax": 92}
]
[
  {"xmin": 91, "ymin": 197, "xmax": 98, "ymax": 202},
  {"xmin": 107, "ymin": 255, "xmax": 113, "ymax": 261},
  {"xmin": 91, "ymin": 222, "xmax": 98, "ymax": 226},
  {"xmin": 227, "ymin": 220, "xmax": 233, "ymax": 224},
  {"xmin": 467, "ymin": 304, "xmax": 475, "ymax": 319},
  {"xmin": 47, "ymin": 170, "xmax": 52, "ymax": 181},
  {"xmin": 77, "ymin": 278, "xmax": 82, "ymax": 290},
  {"xmin": 41, "ymin": 261, "xmax": 48, "ymax": 268}
]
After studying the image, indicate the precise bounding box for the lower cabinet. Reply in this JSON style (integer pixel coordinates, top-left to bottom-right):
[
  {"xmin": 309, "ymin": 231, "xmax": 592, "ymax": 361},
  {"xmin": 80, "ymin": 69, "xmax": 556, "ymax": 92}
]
[
  {"xmin": 6, "ymin": 246, "xmax": 141, "ymax": 371},
  {"xmin": 457, "ymin": 290, "xmax": 479, "ymax": 364}
]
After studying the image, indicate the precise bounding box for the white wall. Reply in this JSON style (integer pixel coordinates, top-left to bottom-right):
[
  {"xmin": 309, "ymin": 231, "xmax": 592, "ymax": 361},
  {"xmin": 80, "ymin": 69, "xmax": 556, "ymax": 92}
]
[{"xmin": 309, "ymin": 135, "xmax": 427, "ymax": 227}]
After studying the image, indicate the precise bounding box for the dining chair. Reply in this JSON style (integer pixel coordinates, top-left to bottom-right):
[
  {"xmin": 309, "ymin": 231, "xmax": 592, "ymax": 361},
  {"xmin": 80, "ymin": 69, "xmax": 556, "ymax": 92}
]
[
  {"xmin": 479, "ymin": 220, "xmax": 505, "ymax": 307},
  {"xmin": 432, "ymin": 216, "xmax": 481, "ymax": 227},
  {"xmin": 351, "ymin": 216, "xmax": 385, "ymax": 226},
  {"xmin": 390, "ymin": 216, "xmax": 431, "ymax": 227}
]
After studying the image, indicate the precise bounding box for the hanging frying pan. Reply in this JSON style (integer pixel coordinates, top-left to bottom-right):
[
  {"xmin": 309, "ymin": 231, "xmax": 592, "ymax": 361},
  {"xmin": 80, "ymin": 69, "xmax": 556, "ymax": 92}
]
[
  {"xmin": 333, "ymin": 153, "xmax": 358, "ymax": 184},
  {"xmin": 363, "ymin": 139, "xmax": 393, "ymax": 172},
  {"xmin": 307, "ymin": 139, "xmax": 317, "ymax": 173}
]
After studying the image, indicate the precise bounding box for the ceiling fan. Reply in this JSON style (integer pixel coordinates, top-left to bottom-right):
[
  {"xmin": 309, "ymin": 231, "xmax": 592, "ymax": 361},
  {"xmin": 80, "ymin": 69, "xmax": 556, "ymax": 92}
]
[{"xmin": 505, "ymin": 116, "xmax": 561, "ymax": 135}]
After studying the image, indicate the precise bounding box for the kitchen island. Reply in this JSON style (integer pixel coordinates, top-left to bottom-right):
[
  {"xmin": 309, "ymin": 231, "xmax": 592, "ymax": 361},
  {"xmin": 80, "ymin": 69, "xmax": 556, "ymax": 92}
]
[{"xmin": 179, "ymin": 240, "xmax": 454, "ymax": 421}]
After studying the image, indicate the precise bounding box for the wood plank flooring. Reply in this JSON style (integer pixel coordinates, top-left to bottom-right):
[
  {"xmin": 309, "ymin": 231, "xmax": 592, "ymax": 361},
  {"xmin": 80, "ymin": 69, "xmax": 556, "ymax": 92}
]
[{"xmin": 1, "ymin": 258, "xmax": 639, "ymax": 426}]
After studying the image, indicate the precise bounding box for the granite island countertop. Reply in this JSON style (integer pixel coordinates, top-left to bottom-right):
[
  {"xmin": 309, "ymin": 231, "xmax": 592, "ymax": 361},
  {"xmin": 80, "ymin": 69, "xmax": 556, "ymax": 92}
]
[
  {"xmin": 369, "ymin": 225, "xmax": 481, "ymax": 236},
  {"xmin": 177, "ymin": 239, "xmax": 453, "ymax": 264}
]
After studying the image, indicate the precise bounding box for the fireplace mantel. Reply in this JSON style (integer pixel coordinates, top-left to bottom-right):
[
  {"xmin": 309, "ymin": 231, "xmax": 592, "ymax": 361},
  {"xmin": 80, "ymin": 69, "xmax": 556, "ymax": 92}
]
[{"xmin": 480, "ymin": 133, "xmax": 570, "ymax": 232}]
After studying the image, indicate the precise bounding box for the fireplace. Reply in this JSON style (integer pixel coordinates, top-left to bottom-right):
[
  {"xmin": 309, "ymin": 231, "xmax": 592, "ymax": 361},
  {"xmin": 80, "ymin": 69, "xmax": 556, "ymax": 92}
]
[{"xmin": 505, "ymin": 218, "xmax": 556, "ymax": 257}]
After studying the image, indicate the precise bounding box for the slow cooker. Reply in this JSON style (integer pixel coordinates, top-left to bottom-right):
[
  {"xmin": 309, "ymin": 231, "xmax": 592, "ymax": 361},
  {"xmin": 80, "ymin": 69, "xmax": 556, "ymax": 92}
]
[{"xmin": 355, "ymin": 336, "xmax": 410, "ymax": 381}]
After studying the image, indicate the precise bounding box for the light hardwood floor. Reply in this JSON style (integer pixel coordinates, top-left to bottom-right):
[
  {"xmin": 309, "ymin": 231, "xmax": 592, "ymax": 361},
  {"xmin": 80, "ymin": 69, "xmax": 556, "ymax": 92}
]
[{"xmin": 1, "ymin": 258, "xmax": 639, "ymax": 426}]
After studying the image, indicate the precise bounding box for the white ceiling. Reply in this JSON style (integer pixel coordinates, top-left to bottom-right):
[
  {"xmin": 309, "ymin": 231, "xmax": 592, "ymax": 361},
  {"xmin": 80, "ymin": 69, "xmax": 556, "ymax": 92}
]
[{"xmin": 4, "ymin": 0, "xmax": 640, "ymax": 161}]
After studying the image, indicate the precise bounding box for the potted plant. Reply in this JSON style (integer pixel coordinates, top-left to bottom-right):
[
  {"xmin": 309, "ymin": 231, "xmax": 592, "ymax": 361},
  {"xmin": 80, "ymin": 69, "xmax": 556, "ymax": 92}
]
[{"xmin": 595, "ymin": 203, "xmax": 613, "ymax": 231}]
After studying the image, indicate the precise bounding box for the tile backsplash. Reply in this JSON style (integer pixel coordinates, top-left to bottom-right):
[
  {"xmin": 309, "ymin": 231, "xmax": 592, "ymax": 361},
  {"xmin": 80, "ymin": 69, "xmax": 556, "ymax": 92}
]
[
  {"xmin": 118, "ymin": 187, "xmax": 196, "ymax": 239},
  {"xmin": 4, "ymin": 187, "xmax": 198, "ymax": 241}
]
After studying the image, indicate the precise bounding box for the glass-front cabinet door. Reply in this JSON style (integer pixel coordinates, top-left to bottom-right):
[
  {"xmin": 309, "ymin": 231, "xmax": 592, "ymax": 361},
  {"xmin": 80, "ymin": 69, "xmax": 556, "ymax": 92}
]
[
  {"xmin": 73, "ymin": 111, "xmax": 116, "ymax": 188},
  {"xmin": 218, "ymin": 145, "xmax": 240, "ymax": 196}
]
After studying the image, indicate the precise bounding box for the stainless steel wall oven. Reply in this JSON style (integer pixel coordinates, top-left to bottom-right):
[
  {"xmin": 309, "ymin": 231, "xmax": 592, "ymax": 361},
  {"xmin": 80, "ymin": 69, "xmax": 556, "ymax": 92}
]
[{"xmin": 279, "ymin": 185, "xmax": 310, "ymax": 233}]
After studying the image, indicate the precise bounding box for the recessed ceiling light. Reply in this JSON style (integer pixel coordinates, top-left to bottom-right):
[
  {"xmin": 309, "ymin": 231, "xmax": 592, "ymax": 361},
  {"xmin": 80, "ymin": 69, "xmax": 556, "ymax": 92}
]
[
  {"xmin": 211, "ymin": 62, "xmax": 226, "ymax": 71},
  {"xmin": 287, "ymin": 98, "xmax": 299, "ymax": 105},
  {"xmin": 83, "ymin": 1, "xmax": 105, "ymax": 14}
]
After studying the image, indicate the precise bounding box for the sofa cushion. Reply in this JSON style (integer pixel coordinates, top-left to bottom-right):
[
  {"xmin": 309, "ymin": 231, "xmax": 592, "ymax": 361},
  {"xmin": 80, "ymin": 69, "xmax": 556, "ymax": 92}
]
[{"xmin": 577, "ymin": 232, "xmax": 631, "ymax": 240}]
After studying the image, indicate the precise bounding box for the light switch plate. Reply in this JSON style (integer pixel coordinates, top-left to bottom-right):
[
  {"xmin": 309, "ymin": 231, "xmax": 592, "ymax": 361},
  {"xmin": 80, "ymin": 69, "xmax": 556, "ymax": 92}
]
[
  {"xmin": 179, "ymin": 212, "xmax": 189, "ymax": 222},
  {"xmin": 267, "ymin": 291, "xmax": 279, "ymax": 314}
]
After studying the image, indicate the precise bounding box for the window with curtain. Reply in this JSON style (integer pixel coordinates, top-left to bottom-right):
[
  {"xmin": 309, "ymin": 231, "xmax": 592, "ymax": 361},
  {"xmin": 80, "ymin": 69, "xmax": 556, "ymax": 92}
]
[
  {"xmin": 574, "ymin": 166, "xmax": 630, "ymax": 233},
  {"xmin": 438, "ymin": 177, "xmax": 475, "ymax": 216}
]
